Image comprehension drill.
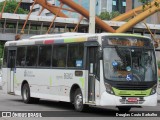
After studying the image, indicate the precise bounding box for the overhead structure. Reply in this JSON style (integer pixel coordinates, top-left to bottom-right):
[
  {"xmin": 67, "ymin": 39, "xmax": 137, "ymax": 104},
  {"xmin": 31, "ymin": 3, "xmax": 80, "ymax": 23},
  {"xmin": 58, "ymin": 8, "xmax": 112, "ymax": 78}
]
[
  {"xmin": 1, "ymin": 0, "xmax": 160, "ymax": 40},
  {"xmin": 112, "ymin": 0, "xmax": 159, "ymax": 21},
  {"xmin": 116, "ymin": 4, "xmax": 160, "ymax": 33},
  {"xmin": 32, "ymin": 0, "xmax": 115, "ymax": 33},
  {"xmin": 59, "ymin": 0, "xmax": 116, "ymax": 33},
  {"xmin": 34, "ymin": 0, "xmax": 68, "ymax": 18},
  {"xmin": 33, "ymin": 0, "xmax": 160, "ymax": 34},
  {"xmin": 0, "ymin": 0, "xmax": 7, "ymax": 19}
]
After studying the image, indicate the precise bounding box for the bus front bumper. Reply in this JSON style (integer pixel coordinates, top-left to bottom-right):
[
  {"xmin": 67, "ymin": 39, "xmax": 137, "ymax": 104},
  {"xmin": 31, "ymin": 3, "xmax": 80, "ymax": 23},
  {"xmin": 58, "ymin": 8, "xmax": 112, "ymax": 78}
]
[{"xmin": 100, "ymin": 92, "xmax": 157, "ymax": 106}]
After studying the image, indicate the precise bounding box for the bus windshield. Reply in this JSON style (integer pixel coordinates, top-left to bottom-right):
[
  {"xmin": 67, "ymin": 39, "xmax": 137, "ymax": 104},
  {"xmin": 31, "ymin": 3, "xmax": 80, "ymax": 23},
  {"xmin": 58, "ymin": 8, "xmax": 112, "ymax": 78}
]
[{"xmin": 103, "ymin": 47, "xmax": 157, "ymax": 82}]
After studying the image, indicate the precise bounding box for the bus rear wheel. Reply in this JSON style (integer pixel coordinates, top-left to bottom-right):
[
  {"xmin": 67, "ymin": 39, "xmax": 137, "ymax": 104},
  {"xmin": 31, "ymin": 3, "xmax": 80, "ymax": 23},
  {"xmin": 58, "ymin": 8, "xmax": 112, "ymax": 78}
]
[
  {"xmin": 117, "ymin": 106, "xmax": 131, "ymax": 112},
  {"xmin": 22, "ymin": 83, "xmax": 39, "ymax": 104},
  {"xmin": 74, "ymin": 88, "xmax": 88, "ymax": 112}
]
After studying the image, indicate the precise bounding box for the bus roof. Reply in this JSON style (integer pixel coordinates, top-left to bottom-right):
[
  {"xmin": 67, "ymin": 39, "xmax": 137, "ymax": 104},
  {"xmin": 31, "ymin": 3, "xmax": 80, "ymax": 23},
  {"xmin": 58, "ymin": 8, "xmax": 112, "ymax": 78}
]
[
  {"xmin": 29, "ymin": 32, "xmax": 88, "ymax": 39},
  {"xmin": 5, "ymin": 33, "xmax": 151, "ymax": 47},
  {"xmin": 101, "ymin": 33, "xmax": 151, "ymax": 39}
]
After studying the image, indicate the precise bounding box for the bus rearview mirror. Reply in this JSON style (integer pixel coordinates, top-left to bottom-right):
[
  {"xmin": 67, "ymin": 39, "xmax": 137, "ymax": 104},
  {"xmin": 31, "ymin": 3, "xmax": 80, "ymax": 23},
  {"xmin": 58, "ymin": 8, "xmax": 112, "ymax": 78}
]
[{"xmin": 154, "ymin": 42, "xmax": 159, "ymax": 48}]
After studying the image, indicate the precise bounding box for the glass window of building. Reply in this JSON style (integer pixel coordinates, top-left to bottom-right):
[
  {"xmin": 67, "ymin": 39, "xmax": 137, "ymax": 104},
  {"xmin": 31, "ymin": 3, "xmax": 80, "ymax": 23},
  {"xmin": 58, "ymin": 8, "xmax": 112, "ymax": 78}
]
[{"xmin": 112, "ymin": 0, "xmax": 126, "ymax": 13}]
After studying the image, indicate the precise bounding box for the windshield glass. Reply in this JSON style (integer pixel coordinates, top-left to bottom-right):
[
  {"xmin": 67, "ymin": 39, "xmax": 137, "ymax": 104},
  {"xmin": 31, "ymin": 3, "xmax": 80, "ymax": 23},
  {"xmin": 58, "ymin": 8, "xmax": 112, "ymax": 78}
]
[{"xmin": 103, "ymin": 47, "xmax": 157, "ymax": 82}]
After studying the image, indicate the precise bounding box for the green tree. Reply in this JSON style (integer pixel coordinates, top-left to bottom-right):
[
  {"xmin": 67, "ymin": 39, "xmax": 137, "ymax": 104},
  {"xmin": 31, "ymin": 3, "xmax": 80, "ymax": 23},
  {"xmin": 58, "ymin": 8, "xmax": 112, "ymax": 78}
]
[
  {"xmin": 98, "ymin": 11, "xmax": 110, "ymax": 20},
  {"xmin": 98, "ymin": 11, "xmax": 120, "ymax": 20},
  {"xmin": 0, "ymin": 0, "xmax": 29, "ymax": 14}
]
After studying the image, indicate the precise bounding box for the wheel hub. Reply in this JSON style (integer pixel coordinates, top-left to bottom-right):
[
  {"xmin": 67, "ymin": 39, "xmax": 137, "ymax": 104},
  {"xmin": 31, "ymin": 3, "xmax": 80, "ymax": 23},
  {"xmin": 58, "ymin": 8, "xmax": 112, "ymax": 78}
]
[
  {"xmin": 23, "ymin": 88, "xmax": 28, "ymax": 100},
  {"xmin": 75, "ymin": 94, "xmax": 82, "ymax": 109}
]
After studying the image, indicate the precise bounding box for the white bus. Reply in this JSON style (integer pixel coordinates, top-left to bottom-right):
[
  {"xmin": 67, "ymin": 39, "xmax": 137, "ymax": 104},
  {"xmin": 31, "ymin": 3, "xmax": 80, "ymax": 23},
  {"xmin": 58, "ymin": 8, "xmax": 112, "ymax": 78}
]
[
  {"xmin": 2, "ymin": 33, "xmax": 158, "ymax": 112},
  {"xmin": 155, "ymin": 47, "xmax": 160, "ymax": 100}
]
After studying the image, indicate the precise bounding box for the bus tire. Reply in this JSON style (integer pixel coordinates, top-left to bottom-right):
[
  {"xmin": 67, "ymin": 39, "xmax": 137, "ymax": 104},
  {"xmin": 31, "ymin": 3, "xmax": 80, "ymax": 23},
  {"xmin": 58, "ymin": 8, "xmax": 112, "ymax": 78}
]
[
  {"xmin": 22, "ymin": 83, "xmax": 39, "ymax": 104},
  {"xmin": 74, "ymin": 88, "xmax": 88, "ymax": 112},
  {"xmin": 117, "ymin": 106, "xmax": 131, "ymax": 112}
]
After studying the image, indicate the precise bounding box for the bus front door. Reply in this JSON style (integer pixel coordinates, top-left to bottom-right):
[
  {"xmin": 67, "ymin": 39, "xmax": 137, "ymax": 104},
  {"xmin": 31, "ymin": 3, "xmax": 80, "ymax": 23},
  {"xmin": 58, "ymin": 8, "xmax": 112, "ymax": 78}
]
[
  {"xmin": 87, "ymin": 47, "xmax": 97, "ymax": 102},
  {"xmin": 7, "ymin": 49, "xmax": 16, "ymax": 93}
]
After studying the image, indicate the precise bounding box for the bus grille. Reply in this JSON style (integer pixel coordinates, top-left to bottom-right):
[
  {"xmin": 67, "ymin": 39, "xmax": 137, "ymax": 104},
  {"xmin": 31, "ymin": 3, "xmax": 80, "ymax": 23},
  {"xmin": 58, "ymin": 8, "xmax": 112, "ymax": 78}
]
[
  {"xmin": 115, "ymin": 84, "xmax": 149, "ymax": 90},
  {"xmin": 113, "ymin": 82, "xmax": 155, "ymax": 90}
]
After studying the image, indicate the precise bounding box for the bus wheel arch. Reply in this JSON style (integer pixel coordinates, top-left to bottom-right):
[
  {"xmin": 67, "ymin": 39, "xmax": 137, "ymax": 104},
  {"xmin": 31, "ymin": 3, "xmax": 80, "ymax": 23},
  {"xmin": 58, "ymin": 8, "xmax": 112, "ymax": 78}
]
[
  {"xmin": 21, "ymin": 80, "xmax": 29, "ymax": 94},
  {"xmin": 21, "ymin": 80, "xmax": 39, "ymax": 104},
  {"xmin": 70, "ymin": 84, "xmax": 88, "ymax": 112},
  {"xmin": 70, "ymin": 84, "xmax": 81, "ymax": 103}
]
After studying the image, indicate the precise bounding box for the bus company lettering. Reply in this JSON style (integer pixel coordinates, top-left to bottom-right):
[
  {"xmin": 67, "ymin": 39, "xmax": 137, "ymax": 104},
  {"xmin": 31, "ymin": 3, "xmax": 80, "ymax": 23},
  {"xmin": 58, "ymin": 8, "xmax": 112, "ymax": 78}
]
[
  {"xmin": 64, "ymin": 73, "xmax": 73, "ymax": 79},
  {"xmin": 24, "ymin": 70, "xmax": 35, "ymax": 77},
  {"xmin": 56, "ymin": 76, "xmax": 63, "ymax": 80}
]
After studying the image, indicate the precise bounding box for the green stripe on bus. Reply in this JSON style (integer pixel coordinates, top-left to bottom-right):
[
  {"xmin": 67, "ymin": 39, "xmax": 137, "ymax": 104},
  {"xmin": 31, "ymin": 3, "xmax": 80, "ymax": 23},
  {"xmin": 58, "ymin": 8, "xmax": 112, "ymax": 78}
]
[
  {"xmin": 64, "ymin": 38, "xmax": 75, "ymax": 43},
  {"xmin": 79, "ymin": 78, "xmax": 85, "ymax": 89},
  {"xmin": 112, "ymin": 87, "xmax": 151, "ymax": 96},
  {"xmin": 64, "ymin": 37, "xmax": 87, "ymax": 43},
  {"xmin": 49, "ymin": 76, "xmax": 52, "ymax": 86},
  {"xmin": 14, "ymin": 75, "xmax": 18, "ymax": 85}
]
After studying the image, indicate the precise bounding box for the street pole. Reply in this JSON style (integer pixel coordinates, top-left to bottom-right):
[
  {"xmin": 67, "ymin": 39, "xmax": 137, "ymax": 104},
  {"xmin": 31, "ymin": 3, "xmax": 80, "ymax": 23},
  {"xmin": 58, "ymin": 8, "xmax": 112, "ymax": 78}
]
[{"xmin": 89, "ymin": 0, "xmax": 96, "ymax": 33}]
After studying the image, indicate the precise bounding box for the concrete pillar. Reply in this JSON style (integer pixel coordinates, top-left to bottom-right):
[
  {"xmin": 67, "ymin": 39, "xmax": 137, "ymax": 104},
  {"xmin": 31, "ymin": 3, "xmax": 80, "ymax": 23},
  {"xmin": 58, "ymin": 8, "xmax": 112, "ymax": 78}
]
[
  {"xmin": 106, "ymin": 0, "xmax": 112, "ymax": 13},
  {"xmin": 89, "ymin": 0, "xmax": 95, "ymax": 33},
  {"xmin": 126, "ymin": 0, "xmax": 132, "ymax": 12}
]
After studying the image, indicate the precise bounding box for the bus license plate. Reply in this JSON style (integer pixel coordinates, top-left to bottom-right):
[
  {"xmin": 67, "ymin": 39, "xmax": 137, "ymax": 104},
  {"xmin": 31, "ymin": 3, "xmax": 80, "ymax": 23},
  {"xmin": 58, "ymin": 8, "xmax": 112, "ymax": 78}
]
[{"xmin": 127, "ymin": 98, "xmax": 138, "ymax": 102}]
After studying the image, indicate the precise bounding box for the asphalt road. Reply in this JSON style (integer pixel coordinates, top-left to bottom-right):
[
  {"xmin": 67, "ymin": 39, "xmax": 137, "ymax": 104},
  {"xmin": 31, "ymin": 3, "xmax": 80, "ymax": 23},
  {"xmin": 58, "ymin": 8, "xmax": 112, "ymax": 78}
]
[{"xmin": 0, "ymin": 90, "xmax": 160, "ymax": 120}]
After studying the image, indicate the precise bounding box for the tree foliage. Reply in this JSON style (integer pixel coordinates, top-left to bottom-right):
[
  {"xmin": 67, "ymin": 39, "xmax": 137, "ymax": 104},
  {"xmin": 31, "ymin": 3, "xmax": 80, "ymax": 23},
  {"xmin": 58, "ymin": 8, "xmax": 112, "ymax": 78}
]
[
  {"xmin": 98, "ymin": 11, "xmax": 120, "ymax": 20},
  {"xmin": 0, "ymin": 0, "xmax": 29, "ymax": 14}
]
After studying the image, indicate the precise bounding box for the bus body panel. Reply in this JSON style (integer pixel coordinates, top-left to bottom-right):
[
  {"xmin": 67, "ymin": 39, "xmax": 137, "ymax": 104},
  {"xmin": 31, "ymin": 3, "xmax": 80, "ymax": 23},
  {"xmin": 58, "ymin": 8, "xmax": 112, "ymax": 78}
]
[
  {"xmin": 95, "ymin": 79, "xmax": 100, "ymax": 105},
  {"xmin": 13, "ymin": 68, "xmax": 88, "ymax": 103},
  {"xmin": 1, "ymin": 68, "xmax": 14, "ymax": 94},
  {"xmin": 100, "ymin": 92, "xmax": 157, "ymax": 106},
  {"xmin": 2, "ymin": 68, "xmax": 9, "ymax": 94}
]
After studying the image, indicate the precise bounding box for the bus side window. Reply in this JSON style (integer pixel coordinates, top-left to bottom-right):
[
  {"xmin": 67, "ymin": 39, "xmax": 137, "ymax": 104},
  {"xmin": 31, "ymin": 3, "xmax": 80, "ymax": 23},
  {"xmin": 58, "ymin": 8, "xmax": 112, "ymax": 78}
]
[
  {"xmin": 3, "ymin": 47, "xmax": 8, "ymax": 68},
  {"xmin": 52, "ymin": 44, "xmax": 67, "ymax": 67},
  {"xmin": 16, "ymin": 47, "xmax": 26, "ymax": 67},
  {"xmin": 26, "ymin": 46, "xmax": 38, "ymax": 67},
  {"xmin": 38, "ymin": 45, "xmax": 52, "ymax": 67},
  {"xmin": 67, "ymin": 43, "xmax": 84, "ymax": 68}
]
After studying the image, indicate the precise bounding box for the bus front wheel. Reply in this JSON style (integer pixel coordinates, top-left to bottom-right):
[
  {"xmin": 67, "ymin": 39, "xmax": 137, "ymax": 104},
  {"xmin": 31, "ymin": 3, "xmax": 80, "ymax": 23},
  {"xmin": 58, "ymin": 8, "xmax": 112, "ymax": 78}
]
[
  {"xmin": 22, "ymin": 83, "xmax": 39, "ymax": 104},
  {"xmin": 74, "ymin": 88, "xmax": 88, "ymax": 112}
]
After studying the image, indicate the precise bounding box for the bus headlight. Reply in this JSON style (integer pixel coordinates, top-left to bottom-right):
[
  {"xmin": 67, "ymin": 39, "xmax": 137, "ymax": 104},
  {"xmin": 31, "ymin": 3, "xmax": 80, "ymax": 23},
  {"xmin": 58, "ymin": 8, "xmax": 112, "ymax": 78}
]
[
  {"xmin": 150, "ymin": 85, "xmax": 157, "ymax": 95},
  {"xmin": 105, "ymin": 83, "xmax": 114, "ymax": 95}
]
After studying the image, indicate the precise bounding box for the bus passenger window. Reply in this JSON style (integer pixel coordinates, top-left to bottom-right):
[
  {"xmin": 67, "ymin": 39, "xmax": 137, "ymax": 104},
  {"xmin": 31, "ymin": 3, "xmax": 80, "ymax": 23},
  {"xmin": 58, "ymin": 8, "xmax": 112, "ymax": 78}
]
[
  {"xmin": 52, "ymin": 45, "xmax": 67, "ymax": 67},
  {"xmin": 26, "ymin": 46, "xmax": 38, "ymax": 67},
  {"xmin": 67, "ymin": 44, "xmax": 84, "ymax": 68},
  {"xmin": 38, "ymin": 45, "xmax": 52, "ymax": 67},
  {"xmin": 16, "ymin": 47, "xmax": 26, "ymax": 67}
]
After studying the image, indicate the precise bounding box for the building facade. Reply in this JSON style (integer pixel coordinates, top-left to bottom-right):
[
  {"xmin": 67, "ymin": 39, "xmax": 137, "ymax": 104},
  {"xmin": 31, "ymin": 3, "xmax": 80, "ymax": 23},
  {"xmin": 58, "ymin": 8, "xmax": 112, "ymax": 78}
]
[{"xmin": 0, "ymin": 0, "xmax": 159, "ymax": 24}]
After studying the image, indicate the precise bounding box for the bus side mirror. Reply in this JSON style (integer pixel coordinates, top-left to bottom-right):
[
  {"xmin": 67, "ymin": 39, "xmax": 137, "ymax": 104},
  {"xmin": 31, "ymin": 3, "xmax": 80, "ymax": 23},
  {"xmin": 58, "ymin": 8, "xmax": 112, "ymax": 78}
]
[
  {"xmin": 154, "ymin": 43, "xmax": 159, "ymax": 48},
  {"xmin": 98, "ymin": 50, "xmax": 103, "ymax": 60}
]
